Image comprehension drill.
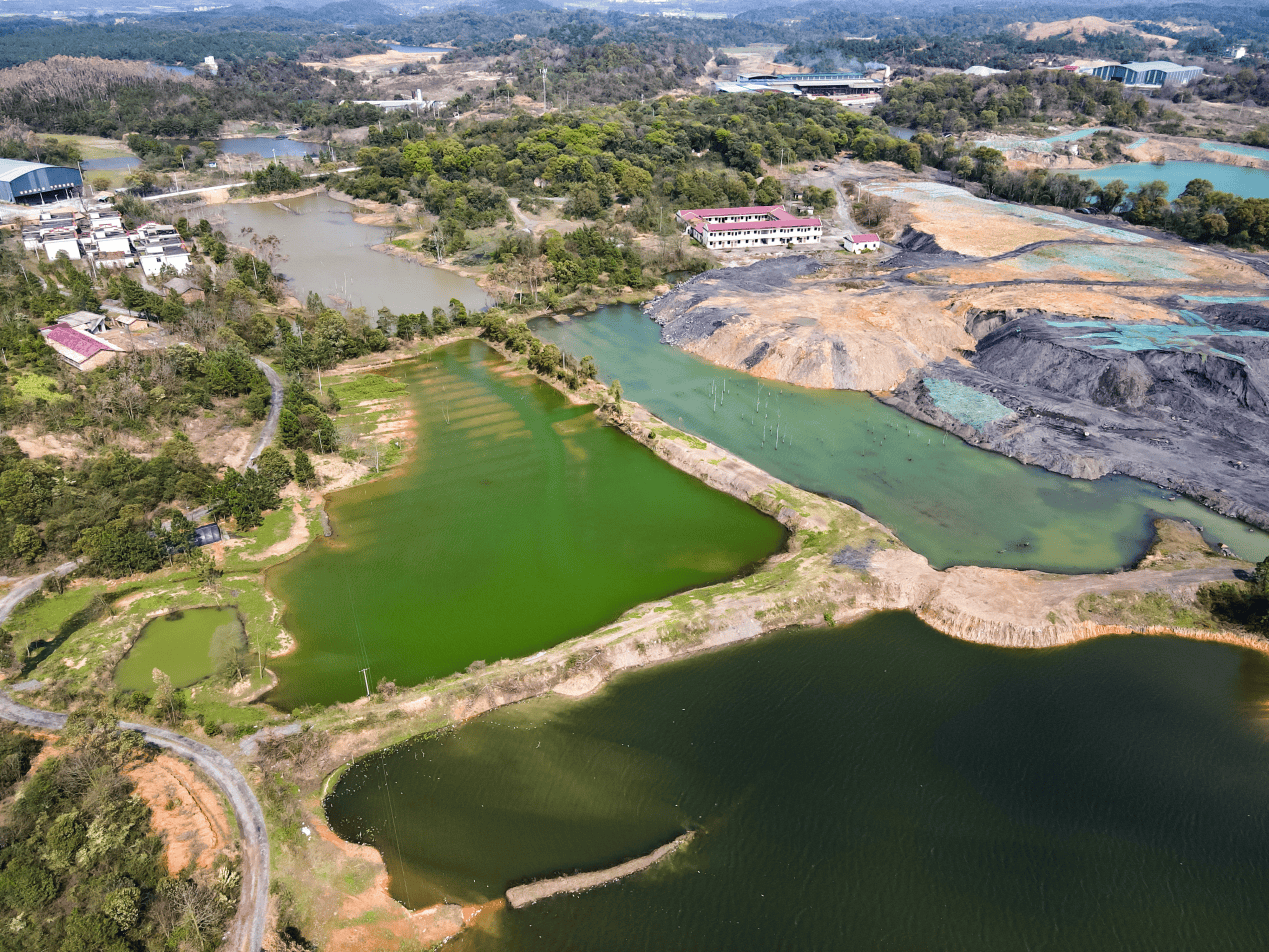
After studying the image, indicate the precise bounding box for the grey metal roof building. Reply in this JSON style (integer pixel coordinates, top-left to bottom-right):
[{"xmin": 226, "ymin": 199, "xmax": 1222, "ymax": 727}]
[
  {"xmin": 1087, "ymin": 61, "xmax": 1203, "ymax": 88},
  {"xmin": 0, "ymin": 159, "xmax": 82, "ymax": 205}
]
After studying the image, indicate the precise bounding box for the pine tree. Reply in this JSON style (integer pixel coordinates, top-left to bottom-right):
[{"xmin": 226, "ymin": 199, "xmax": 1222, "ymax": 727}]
[{"xmin": 293, "ymin": 448, "xmax": 317, "ymax": 488}]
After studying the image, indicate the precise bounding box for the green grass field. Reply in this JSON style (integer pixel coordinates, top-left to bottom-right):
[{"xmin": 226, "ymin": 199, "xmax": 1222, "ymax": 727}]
[{"xmin": 12, "ymin": 373, "xmax": 70, "ymax": 403}]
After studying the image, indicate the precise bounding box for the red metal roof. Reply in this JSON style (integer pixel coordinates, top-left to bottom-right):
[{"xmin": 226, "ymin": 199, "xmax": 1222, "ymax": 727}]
[
  {"xmin": 41, "ymin": 324, "xmax": 111, "ymax": 361},
  {"xmin": 848, "ymin": 233, "xmax": 880, "ymax": 242},
  {"xmin": 678, "ymin": 205, "xmax": 784, "ymax": 219},
  {"xmin": 700, "ymin": 217, "xmax": 822, "ymax": 233}
]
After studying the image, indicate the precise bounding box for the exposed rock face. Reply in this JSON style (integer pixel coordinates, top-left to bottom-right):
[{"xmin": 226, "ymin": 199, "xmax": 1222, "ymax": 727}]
[
  {"xmin": 884, "ymin": 309, "xmax": 1269, "ymax": 528},
  {"xmin": 645, "ymin": 257, "xmax": 975, "ymax": 392}
]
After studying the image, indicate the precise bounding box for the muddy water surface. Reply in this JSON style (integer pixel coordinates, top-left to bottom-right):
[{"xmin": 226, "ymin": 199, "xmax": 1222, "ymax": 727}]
[
  {"xmin": 326, "ymin": 611, "xmax": 1269, "ymax": 951},
  {"xmin": 265, "ymin": 339, "xmax": 785, "ymax": 708},
  {"xmin": 533, "ymin": 304, "xmax": 1269, "ymax": 572},
  {"xmin": 215, "ymin": 193, "xmax": 491, "ymax": 314},
  {"xmin": 114, "ymin": 606, "xmax": 241, "ymax": 691}
]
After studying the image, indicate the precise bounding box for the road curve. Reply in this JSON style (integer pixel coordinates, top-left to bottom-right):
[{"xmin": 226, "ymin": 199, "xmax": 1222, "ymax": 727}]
[
  {"xmin": 0, "ymin": 559, "xmax": 80, "ymax": 625},
  {"xmin": 245, "ymin": 358, "xmax": 285, "ymax": 470},
  {"xmin": 0, "ymin": 691, "xmax": 270, "ymax": 952}
]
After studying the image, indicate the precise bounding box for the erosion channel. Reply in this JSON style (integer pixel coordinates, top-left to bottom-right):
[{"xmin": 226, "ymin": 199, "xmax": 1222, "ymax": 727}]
[{"xmin": 326, "ymin": 611, "xmax": 1269, "ymax": 951}]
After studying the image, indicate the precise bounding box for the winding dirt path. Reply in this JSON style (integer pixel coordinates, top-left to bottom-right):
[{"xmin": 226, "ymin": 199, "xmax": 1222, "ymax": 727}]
[{"xmin": 0, "ymin": 692, "xmax": 270, "ymax": 952}]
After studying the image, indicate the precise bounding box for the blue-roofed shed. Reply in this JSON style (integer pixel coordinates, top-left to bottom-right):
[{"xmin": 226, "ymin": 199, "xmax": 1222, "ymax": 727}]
[{"xmin": 0, "ymin": 159, "xmax": 82, "ymax": 205}]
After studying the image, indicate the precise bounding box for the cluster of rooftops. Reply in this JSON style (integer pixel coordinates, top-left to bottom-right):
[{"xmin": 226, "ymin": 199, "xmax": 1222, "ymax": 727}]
[{"xmin": 22, "ymin": 210, "xmax": 191, "ymax": 278}]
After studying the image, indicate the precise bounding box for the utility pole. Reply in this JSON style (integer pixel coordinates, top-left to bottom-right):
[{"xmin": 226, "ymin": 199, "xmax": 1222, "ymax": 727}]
[
  {"xmin": 360, "ymin": 667, "xmax": 371, "ymax": 696},
  {"xmin": 542, "ymin": 67, "xmax": 548, "ymax": 107}
]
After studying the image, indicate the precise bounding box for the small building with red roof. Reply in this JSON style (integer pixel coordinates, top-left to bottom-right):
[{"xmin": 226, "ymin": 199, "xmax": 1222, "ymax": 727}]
[
  {"xmin": 843, "ymin": 233, "xmax": 881, "ymax": 254},
  {"xmin": 40, "ymin": 322, "xmax": 122, "ymax": 371}
]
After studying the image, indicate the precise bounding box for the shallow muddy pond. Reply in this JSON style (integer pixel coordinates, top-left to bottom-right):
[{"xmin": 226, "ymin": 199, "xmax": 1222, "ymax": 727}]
[
  {"xmin": 114, "ymin": 606, "xmax": 242, "ymax": 692},
  {"xmin": 265, "ymin": 339, "xmax": 785, "ymax": 709},
  {"xmin": 214, "ymin": 193, "xmax": 491, "ymax": 315},
  {"xmin": 533, "ymin": 304, "xmax": 1269, "ymax": 572},
  {"xmin": 326, "ymin": 611, "xmax": 1269, "ymax": 951}
]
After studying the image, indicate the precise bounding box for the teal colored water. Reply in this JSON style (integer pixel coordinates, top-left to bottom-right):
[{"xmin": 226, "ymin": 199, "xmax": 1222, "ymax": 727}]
[
  {"xmin": 114, "ymin": 607, "xmax": 241, "ymax": 691},
  {"xmin": 1085, "ymin": 160, "xmax": 1269, "ymax": 200},
  {"xmin": 1202, "ymin": 141, "xmax": 1269, "ymax": 161},
  {"xmin": 325, "ymin": 612, "xmax": 1269, "ymax": 951},
  {"xmin": 1047, "ymin": 316, "xmax": 1269, "ymax": 363},
  {"xmin": 532, "ymin": 304, "xmax": 1269, "ymax": 571},
  {"xmin": 265, "ymin": 340, "xmax": 785, "ymax": 709}
]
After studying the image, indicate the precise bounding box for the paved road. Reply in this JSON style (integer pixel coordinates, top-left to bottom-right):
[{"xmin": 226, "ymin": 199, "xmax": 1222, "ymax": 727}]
[
  {"xmin": 245, "ymin": 358, "xmax": 284, "ymax": 470},
  {"xmin": 0, "ymin": 691, "xmax": 270, "ymax": 952},
  {"xmin": 0, "ymin": 559, "xmax": 80, "ymax": 625}
]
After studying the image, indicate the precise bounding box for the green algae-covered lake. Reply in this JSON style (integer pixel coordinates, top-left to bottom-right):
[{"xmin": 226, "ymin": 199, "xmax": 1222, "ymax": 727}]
[
  {"xmin": 265, "ymin": 340, "xmax": 785, "ymax": 709},
  {"xmin": 326, "ymin": 612, "xmax": 1269, "ymax": 951},
  {"xmin": 114, "ymin": 606, "xmax": 242, "ymax": 691},
  {"xmin": 533, "ymin": 304, "xmax": 1269, "ymax": 572}
]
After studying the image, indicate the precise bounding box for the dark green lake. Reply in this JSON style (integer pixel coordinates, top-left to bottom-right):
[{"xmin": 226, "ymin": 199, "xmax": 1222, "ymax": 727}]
[
  {"xmin": 114, "ymin": 606, "xmax": 240, "ymax": 692},
  {"xmin": 325, "ymin": 612, "xmax": 1269, "ymax": 951},
  {"xmin": 265, "ymin": 340, "xmax": 785, "ymax": 708},
  {"xmin": 532, "ymin": 305, "xmax": 1269, "ymax": 572}
]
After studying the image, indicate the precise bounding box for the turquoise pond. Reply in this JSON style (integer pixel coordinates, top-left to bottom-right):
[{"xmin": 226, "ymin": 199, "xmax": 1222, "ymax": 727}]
[
  {"xmin": 1085, "ymin": 160, "xmax": 1269, "ymax": 200},
  {"xmin": 1047, "ymin": 315, "xmax": 1269, "ymax": 363},
  {"xmin": 1202, "ymin": 141, "xmax": 1269, "ymax": 161}
]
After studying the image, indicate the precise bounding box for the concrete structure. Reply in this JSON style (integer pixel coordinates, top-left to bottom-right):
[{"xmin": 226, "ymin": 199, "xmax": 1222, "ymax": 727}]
[
  {"xmin": 58, "ymin": 311, "xmax": 109, "ymax": 335},
  {"xmin": 843, "ymin": 233, "xmax": 881, "ymax": 253},
  {"xmin": 0, "ymin": 159, "xmax": 82, "ymax": 205},
  {"xmin": 39, "ymin": 323, "xmax": 120, "ymax": 370},
  {"xmin": 677, "ymin": 204, "xmax": 822, "ymax": 250},
  {"xmin": 42, "ymin": 227, "xmax": 81, "ymax": 261},
  {"xmin": 349, "ymin": 89, "xmax": 443, "ymax": 112},
  {"xmin": 134, "ymin": 222, "xmax": 190, "ymax": 277},
  {"xmin": 1084, "ymin": 61, "xmax": 1203, "ymax": 88},
  {"xmin": 718, "ymin": 71, "xmax": 886, "ymax": 99},
  {"xmin": 203, "ymin": 55, "xmax": 218, "ymax": 76},
  {"xmin": 1224, "ymin": 46, "xmax": 1247, "ymax": 60}
]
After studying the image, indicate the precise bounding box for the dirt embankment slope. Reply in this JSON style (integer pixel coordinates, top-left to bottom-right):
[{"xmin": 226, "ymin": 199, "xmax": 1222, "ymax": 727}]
[
  {"xmin": 645, "ymin": 176, "xmax": 1269, "ymax": 526},
  {"xmin": 1008, "ymin": 16, "xmax": 1180, "ymax": 47}
]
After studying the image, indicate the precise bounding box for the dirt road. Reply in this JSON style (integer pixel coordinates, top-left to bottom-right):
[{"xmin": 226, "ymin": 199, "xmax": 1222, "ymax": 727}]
[
  {"xmin": 245, "ymin": 357, "xmax": 284, "ymax": 470},
  {"xmin": 0, "ymin": 691, "xmax": 270, "ymax": 952},
  {"xmin": 0, "ymin": 559, "xmax": 79, "ymax": 625}
]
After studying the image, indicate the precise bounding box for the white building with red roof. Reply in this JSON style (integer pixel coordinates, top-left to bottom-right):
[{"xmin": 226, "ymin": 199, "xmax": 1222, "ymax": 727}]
[
  {"xmin": 675, "ymin": 204, "xmax": 822, "ymax": 250},
  {"xmin": 843, "ymin": 233, "xmax": 881, "ymax": 253}
]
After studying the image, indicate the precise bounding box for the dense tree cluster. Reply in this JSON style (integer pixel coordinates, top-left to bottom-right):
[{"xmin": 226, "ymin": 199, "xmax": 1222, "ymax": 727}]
[
  {"xmin": 1199, "ymin": 559, "xmax": 1269, "ymax": 634},
  {"xmin": 0, "ymin": 714, "xmax": 238, "ymax": 952},
  {"xmin": 249, "ymin": 161, "xmax": 305, "ymax": 196},
  {"xmin": 0, "ymin": 55, "xmax": 379, "ymax": 138},
  {"xmin": 339, "ymin": 94, "xmax": 903, "ymax": 216},
  {"xmin": 878, "ymin": 71, "xmax": 1152, "ymax": 135},
  {"xmin": 1118, "ymin": 176, "xmax": 1269, "ymax": 246},
  {"xmin": 0, "ymin": 435, "xmax": 210, "ymax": 574},
  {"xmin": 1189, "ymin": 64, "xmax": 1269, "ymax": 109}
]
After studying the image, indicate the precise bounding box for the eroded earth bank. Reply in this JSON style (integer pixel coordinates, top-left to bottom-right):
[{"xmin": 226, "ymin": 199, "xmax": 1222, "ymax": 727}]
[{"xmin": 646, "ymin": 179, "xmax": 1269, "ymax": 529}]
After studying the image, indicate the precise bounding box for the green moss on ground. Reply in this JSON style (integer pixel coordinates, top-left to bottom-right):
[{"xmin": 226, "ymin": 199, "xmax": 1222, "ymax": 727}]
[{"xmin": 1076, "ymin": 591, "xmax": 1217, "ymax": 629}]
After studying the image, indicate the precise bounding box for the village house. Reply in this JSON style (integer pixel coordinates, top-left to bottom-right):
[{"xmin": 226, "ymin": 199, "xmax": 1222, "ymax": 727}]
[
  {"xmin": 39, "ymin": 322, "xmax": 122, "ymax": 371},
  {"xmin": 843, "ymin": 233, "xmax": 881, "ymax": 254}
]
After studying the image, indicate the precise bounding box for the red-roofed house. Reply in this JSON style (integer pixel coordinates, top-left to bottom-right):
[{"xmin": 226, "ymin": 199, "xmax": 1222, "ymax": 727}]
[
  {"xmin": 675, "ymin": 204, "xmax": 823, "ymax": 250},
  {"xmin": 843, "ymin": 233, "xmax": 881, "ymax": 253},
  {"xmin": 40, "ymin": 323, "xmax": 121, "ymax": 371}
]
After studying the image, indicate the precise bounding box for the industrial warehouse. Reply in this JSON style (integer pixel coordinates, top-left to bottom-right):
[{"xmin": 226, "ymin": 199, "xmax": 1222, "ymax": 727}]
[{"xmin": 0, "ymin": 158, "xmax": 83, "ymax": 205}]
